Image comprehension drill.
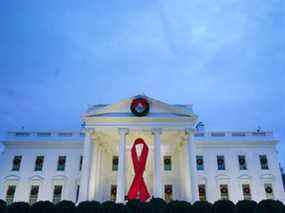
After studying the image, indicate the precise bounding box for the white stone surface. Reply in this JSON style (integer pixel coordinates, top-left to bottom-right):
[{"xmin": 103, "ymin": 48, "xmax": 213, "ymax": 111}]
[{"xmin": 0, "ymin": 95, "xmax": 284, "ymax": 203}]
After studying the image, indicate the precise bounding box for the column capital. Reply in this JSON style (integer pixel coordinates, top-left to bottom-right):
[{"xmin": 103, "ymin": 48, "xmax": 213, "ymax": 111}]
[
  {"xmin": 118, "ymin": 128, "xmax": 129, "ymax": 135},
  {"xmin": 151, "ymin": 128, "xmax": 162, "ymax": 135}
]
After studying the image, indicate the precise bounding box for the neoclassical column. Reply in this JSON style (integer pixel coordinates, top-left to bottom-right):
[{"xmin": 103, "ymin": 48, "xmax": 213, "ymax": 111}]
[
  {"xmin": 116, "ymin": 128, "xmax": 129, "ymax": 203},
  {"xmin": 186, "ymin": 128, "xmax": 198, "ymax": 202},
  {"xmin": 152, "ymin": 128, "xmax": 163, "ymax": 198},
  {"xmin": 78, "ymin": 129, "xmax": 94, "ymax": 202}
]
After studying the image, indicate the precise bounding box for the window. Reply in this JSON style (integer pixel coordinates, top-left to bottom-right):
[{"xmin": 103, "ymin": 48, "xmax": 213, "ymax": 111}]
[
  {"xmin": 110, "ymin": 185, "xmax": 117, "ymax": 201},
  {"xmin": 164, "ymin": 185, "xmax": 173, "ymax": 202},
  {"xmin": 196, "ymin": 156, "xmax": 204, "ymax": 171},
  {"xmin": 242, "ymin": 184, "xmax": 251, "ymax": 200},
  {"xmin": 5, "ymin": 185, "xmax": 16, "ymax": 205},
  {"xmin": 12, "ymin": 156, "xmax": 22, "ymax": 171},
  {"xmin": 57, "ymin": 156, "xmax": 66, "ymax": 171},
  {"xmin": 164, "ymin": 156, "xmax": 172, "ymax": 171},
  {"xmin": 112, "ymin": 156, "xmax": 118, "ymax": 171},
  {"xmin": 29, "ymin": 185, "xmax": 39, "ymax": 205},
  {"xmin": 238, "ymin": 155, "xmax": 247, "ymax": 170},
  {"xmin": 34, "ymin": 156, "xmax": 44, "ymax": 171},
  {"xmin": 76, "ymin": 185, "xmax": 80, "ymax": 203},
  {"xmin": 264, "ymin": 184, "xmax": 274, "ymax": 199},
  {"xmin": 198, "ymin": 184, "xmax": 206, "ymax": 201},
  {"xmin": 260, "ymin": 155, "xmax": 269, "ymax": 170},
  {"xmin": 220, "ymin": 184, "xmax": 229, "ymax": 200},
  {"xmin": 79, "ymin": 156, "xmax": 83, "ymax": 171},
  {"xmin": 217, "ymin": 156, "xmax": 225, "ymax": 170},
  {"xmin": 53, "ymin": 185, "xmax": 63, "ymax": 203}
]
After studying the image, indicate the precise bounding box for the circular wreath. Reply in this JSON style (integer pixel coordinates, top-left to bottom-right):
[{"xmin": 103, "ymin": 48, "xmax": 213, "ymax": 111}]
[
  {"xmin": 261, "ymin": 158, "xmax": 268, "ymax": 164},
  {"xmin": 36, "ymin": 158, "xmax": 43, "ymax": 165},
  {"xmin": 130, "ymin": 97, "xmax": 150, "ymax": 117},
  {"xmin": 14, "ymin": 158, "xmax": 21, "ymax": 165},
  {"xmin": 239, "ymin": 158, "xmax": 245, "ymax": 165},
  {"xmin": 265, "ymin": 186, "xmax": 273, "ymax": 194},
  {"xmin": 197, "ymin": 159, "xmax": 203, "ymax": 165},
  {"xmin": 165, "ymin": 187, "xmax": 172, "ymax": 194},
  {"xmin": 243, "ymin": 187, "xmax": 250, "ymax": 194},
  {"xmin": 31, "ymin": 187, "xmax": 39, "ymax": 195},
  {"xmin": 7, "ymin": 187, "xmax": 15, "ymax": 196},
  {"xmin": 221, "ymin": 187, "xmax": 228, "ymax": 193},
  {"xmin": 218, "ymin": 159, "xmax": 224, "ymax": 165},
  {"xmin": 58, "ymin": 159, "xmax": 65, "ymax": 165},
  {"xmin": 165, "ymin": 159, "xmax": 171, "ymax": 165},
  {"xmin": 199, "ymin": 187, "xmax": 205, "ymax": 194},
  {"xmin": 54, "ymin": 187, "xmax": 62, "ymax": 195},
  {"xmin": 111, "ymin": 188, "xmax": 117, "ymax": 195}
]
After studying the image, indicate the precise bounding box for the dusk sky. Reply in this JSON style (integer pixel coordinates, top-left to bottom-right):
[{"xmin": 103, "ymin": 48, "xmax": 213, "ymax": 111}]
[{"xmin": 0, "ymin": 1, "xmax": 285, "ymax": 166}]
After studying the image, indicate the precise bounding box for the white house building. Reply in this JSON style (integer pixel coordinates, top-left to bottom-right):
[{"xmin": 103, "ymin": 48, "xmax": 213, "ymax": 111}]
[{"xmin": 0, "ymin": 95, "xmax": 284, "ymax": 204}]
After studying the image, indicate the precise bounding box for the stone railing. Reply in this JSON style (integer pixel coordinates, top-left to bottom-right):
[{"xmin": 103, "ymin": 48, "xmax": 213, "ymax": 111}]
[
  {"xmin": 193, "ymin": 131, "xmax": 273, "ymax": 138},
  {"xmin": 6, "ymin": 131, "xmax": 85, "ymax": 138}
]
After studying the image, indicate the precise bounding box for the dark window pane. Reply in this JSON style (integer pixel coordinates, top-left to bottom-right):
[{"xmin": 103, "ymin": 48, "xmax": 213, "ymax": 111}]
[
  {"xmin": 217, "ymin": 156, "xmax": 225, "ymax": 170},
  {"xmin": 196, "ymin": 156, "xmax": 204, "ymax": 171},
  {"xmin": 112, "ymin": 156, "xmax": 118, "ymax": 171},
  {"xmin": 260, "ymin": 155, "xmax": 269, "ymax": 170},
  {"xmin": 12, "ymin": 156, "xmax": 22, "ymax": 171},
  {"xmin": 238, "ymin": 155, "xmax": 247, "ymax": 170},
  {"xmin": 57, "ymin": 156, "xmax": 66, "ymax": 171},
  {"xmin": 164, "ymin": 156, "xmax": 172, "ymax": 171},
  {"xmin": 35, "ymin": 156, "xmax": 44, "ymax": 171}
]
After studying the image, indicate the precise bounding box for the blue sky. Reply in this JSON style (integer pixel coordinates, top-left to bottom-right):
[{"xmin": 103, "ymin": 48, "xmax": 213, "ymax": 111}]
[{"xmin": 0, "ymin": 0, "xmax": 285, "ymax": 166}]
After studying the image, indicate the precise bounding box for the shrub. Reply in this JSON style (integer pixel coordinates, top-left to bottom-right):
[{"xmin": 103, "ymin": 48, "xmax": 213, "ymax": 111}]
[
  {"xmin": 55, "ymin": 200, "xmax": 75, "ymax": 213},
  {"xmin": 149, "ymin": 198, "xmax": 166, "ymax": 213},
  {"xmin": 257, "ymin": 200, "xmax": 284, "ymax": 213},
  {"xmin": 115, "ymin": 203, "xmax": 127, "ymax": 213},
  {"xmin": 30, "ymin": 201, "xmax": 54, "ymax": 213},
  {"xmin": 101, "ymin": 201, "xmax": 115, "ymax": 213},
  {"xmin": 165, "ymin": 201, "xmax": 191, "ymax": 213},
  {"xmin": 0, "ymin": 200, "xmax": 7, "ymax": 213},
  {"xmin": 212, "ymin": 200, "xmax": 235, "ymax": 213},
  {"xmin": 235, "ymin": 200, "xmax": 257, "ymax": 213},
  {"xmin": 7, "ymin": 202, "xmax": 30, "ymax": 213},
  {"xmin": 126, "ymin": 199, "xmax": 142, "ymax": 213},
  {"xmin": 76, "ymin": 201, "xmax": 101, "ymax": 213},
  {"xmin": 192, "ymin": 201, "xmax": 212, "ymax": 213}
]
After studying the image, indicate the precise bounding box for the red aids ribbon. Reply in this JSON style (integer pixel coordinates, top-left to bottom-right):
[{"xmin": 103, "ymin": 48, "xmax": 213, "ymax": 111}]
[{"xmin": 127, "ymin": 138, "xmax": 150, "ymax": 202}]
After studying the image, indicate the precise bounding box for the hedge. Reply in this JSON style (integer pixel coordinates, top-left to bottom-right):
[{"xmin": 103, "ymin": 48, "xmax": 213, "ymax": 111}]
[{"xmin": 0, "ymin": 199, "xmax": 284, "ymax": 213}]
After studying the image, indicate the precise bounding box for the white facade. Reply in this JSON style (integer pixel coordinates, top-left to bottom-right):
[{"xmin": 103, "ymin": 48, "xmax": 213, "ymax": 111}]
[{"xmin": 0, "ymin": 95, "xmax": 284, "ymax": 204}]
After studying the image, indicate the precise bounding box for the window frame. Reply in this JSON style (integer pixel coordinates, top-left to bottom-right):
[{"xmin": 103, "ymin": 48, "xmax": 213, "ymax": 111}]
[
  {"xmin": 217, "ymin": 155, "xmax": 226, "ymax": 170},
  {"xmin": 57, "ymin": 156, "xmax": 66, "ymax": 171},
  {"xmin": 163, "ymin": 156, "xmax": 172, "ymax": 171}
]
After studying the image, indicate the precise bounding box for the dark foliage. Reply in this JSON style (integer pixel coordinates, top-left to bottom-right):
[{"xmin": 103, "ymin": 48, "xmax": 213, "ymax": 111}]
[
  {"xmin": 2, "ymin": 199, "xmax": 285, "ymax": 213},
  {"xmin": 235, "ymin": 200, "xmax": 257, "ymax": 213},
  {"xmin": 7, "ymin": 202, "xmax": 30, "ymax": 213},
  {"xmin": 212, "ymin": 200, "xmax": 235, "ymax": 213},
  {"xmin": 126, "ymin": 199, "xmax": 144, "ymax": 213},
  {"xmin": 101, "ymin": 201, "xmax": 116, "ymax": 213},
  {"xmin": 115, "ymin": 203, "xmax": 127, "ymax": 213},
  {"xmin": 165, "ymin": 201, "xmax": 191, "ymax": 213},
  {"xmin": 76, "ymin": 201, "xmax": 101, "ymax": 213},
  {"xmin": 30, "ymin": 201, "xmax": 54, "ymax": 213},
  {"xmin": 55, "ymin": 200, "xmax": 75, "ymax": 213},
  {"xmin": 257, "ymin": 200, "xmax": 284, "ymax": 213},
  {"xmin": 192, "ymin": 201, "xmax": 212, "ymax": 213},
  {"xmin": 149, "ymin": 198, "xmax": 167, "ymax": 213},
  {"xmin": 0, "ymin": 200, "xmax": 7, "ymax": 213}
]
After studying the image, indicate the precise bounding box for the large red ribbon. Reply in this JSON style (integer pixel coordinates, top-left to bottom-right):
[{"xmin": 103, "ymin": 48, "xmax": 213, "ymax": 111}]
[{"xmin": 127, "ymin": 138, "xmax": 150, "ymax": 202}]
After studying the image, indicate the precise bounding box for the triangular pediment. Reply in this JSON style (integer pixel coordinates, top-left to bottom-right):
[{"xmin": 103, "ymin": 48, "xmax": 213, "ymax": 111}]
[{"xmin": 84, "ymin": 95, "xmax": 197, "ymax": 119}]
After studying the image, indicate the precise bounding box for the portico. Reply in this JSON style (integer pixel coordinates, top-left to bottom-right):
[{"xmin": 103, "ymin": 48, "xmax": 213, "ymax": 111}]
[{"xmin": 78, "ymin": 95, "xmax": 198, "ymax": 203}]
